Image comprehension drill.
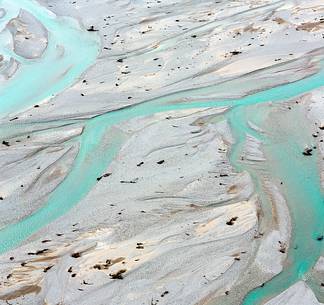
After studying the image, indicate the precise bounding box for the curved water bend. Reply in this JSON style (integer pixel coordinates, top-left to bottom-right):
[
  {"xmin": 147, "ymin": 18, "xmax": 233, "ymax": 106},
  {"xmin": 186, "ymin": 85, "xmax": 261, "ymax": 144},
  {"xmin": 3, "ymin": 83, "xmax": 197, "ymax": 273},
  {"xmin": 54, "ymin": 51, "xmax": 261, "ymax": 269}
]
[
  {"xmin": 0, "ymin": 0, "xmax": 100, "ymax": 116},
  {"xmin": 229, "ymin": 106, "xmax": 324, "ymax": 305}
]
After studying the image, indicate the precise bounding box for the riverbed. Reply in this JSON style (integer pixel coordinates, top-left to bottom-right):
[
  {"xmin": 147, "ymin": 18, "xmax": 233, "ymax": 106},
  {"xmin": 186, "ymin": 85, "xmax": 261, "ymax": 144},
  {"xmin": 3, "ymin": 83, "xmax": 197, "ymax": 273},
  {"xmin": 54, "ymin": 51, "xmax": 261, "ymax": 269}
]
[{"xmin": 0, "ymin": 0, "xmax": 323, "ymax": 304}]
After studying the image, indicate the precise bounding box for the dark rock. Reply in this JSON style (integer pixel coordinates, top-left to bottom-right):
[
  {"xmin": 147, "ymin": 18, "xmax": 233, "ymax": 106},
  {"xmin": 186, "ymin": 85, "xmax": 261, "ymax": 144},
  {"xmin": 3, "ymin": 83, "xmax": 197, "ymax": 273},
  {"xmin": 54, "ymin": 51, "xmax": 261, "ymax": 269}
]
[
  {"xmin": 226, "ymin": 217, "xmax": 238, "ymax": 225},
  {"xmin": 109, "ymin": 269, "xmax": 126, "ymax": 279},
  {"xmin": 87, "ymin": 26, "xmax": 98, "ymax": 32},
  {"xmin": 161, "ymin": 291, "xmax": 169, "ymax": 297},
  {"xmin": 302, "ymin": 148, "xmax": 313, "ymax": 156},
  {"xmin": 43, "ymin": 265, "xmax": 53, "ymax": 273}
]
